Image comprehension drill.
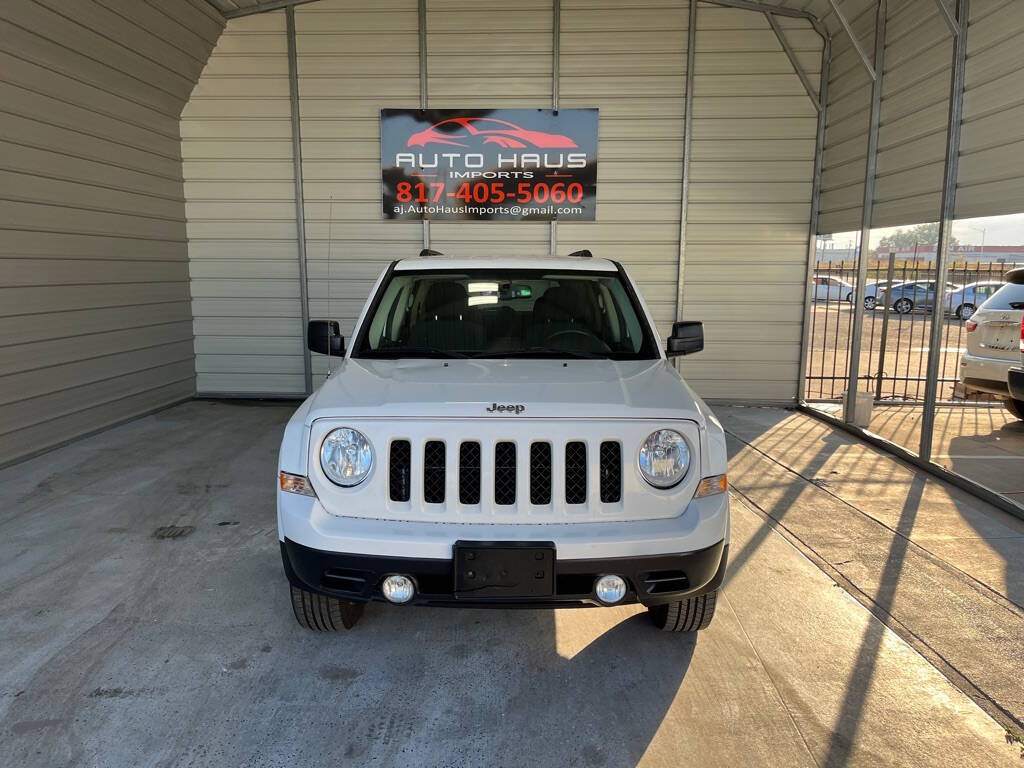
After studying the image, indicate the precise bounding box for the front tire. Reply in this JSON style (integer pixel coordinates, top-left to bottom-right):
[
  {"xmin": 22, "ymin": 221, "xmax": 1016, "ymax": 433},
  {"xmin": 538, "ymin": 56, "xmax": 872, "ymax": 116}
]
[
  {"xmin": 648, "ymin": 590, "xmax": 717, "ymax": 632},
  {"xmin": 893, "ymin": 297, "xmax": 914, "ymax": 314},
  {"xmin": 1005, "ymin": 399, "xmax": 1024, "ymax": 420},
  {"xmin": 290, "ymin": 586, "xmax": 364, "ymax": 631},
  {"xmin": 956, "ymin": 303, "xmax": 975, "ymax": 320},
  {"xmin": 864, "ymin": 296, "xmax": 877, "ymax": 310}
]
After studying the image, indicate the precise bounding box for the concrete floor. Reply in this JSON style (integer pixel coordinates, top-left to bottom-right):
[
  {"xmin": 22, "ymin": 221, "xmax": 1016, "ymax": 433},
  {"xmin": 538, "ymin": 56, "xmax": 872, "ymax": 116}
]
[
  {"xmin": 1, "ymin": 400, "xmax": 1021, "ymax": 767},
  {"xmin": 811, "ymin": 401, "xmax": 1024, "ymax": 504}
]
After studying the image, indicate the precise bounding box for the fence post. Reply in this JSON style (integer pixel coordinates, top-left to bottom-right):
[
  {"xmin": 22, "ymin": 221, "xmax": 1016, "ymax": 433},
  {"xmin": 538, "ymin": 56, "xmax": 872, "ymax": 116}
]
[{"xmin": 874, "ymin": 250, "xmax": 896, "ymax": 401}]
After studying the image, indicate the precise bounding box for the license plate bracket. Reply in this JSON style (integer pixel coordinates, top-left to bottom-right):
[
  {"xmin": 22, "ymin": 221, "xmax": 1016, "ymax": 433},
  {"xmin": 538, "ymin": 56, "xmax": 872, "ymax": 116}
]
[{"xmin": 453, "ymin": 541, "xmax": 555, "ymax": 599}]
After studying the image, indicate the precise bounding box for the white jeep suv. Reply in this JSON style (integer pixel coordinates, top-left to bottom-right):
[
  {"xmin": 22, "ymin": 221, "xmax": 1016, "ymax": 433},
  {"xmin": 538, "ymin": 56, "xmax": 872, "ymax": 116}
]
[{"xmin": 277, "ymin": 252, "xmax": 730, "ymax": 632}]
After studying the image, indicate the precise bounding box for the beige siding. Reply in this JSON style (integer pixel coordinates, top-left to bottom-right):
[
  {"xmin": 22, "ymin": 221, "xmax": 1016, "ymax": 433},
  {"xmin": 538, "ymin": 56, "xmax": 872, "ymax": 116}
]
[
  {"xmin": 872, "ymin": 0, "xmax": 951, "ymax": 228},
  {"xmin": 957, "ymin": 0, "xmax": 1024, "ymax": 219},
  {"xmin": 559, "ymin": 0, "xmax": 687, "ymax": 342},
  {"xmin": 817, "ymin": 0, "xmax": 877, "ymax": 235},
  {"xmin": 0, "ymin": 0, "xmax": 221, "ymax": 465},
  {"xmin": 297, "ymin": 0, "xmax": 422, "ymax": 388},
  {"xmin": 683, "ymin": 5, "xmax": 821, "ymax": 401},
  {"xmin": 182, "ymin": 10, "xmax": 303, "ymax": 395}
]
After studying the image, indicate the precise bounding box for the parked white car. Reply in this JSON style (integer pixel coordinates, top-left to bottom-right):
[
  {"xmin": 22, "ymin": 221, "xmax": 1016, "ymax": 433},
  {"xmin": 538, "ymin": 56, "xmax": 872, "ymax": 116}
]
[
  {"xmin": 959, "ymin": 268, "xmax": 1024, "ymax": 419},
  {"xmin": 812, "ymin": 274, "xmax": 855, "ymax": 302},
  {"xmin": 277, "ymin": 252, "xmax": 730, "ymax": 632}
]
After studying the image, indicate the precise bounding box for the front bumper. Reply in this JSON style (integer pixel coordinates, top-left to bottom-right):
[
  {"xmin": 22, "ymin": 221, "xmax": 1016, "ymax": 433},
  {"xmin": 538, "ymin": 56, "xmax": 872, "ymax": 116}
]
[
  {"xmin": 1008, "ymin": 367, "xmax": 1024, "ymax": 402},
  {"xmin": 281, "ymin": 537, "xmax": 728, "ymax": 607}
]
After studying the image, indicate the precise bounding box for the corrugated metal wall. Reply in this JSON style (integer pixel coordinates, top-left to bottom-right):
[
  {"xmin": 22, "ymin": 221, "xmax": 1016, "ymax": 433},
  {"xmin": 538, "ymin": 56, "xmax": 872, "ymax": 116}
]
[
  {"xmin": 298, "ymin": 0, "xmax": 424, "ymax": 389},
  {"xmin": 426, "ymin": 0, "xmax": 553, "ymax": 264},
  {"xmin": 683, "ymin": 5, "xmax": 821, "ymax": 400},
  {"xmin": 957, "ymin": 0, "xmax": 1024, "ymax": 219},
  {"xmin": 181, "ymin": 11, "xmax": 303, "ymax": 395},
  {"xmin": 816, "ymin": 0, "xmax": 876, "ymax": 235},
  {"xmin": 872, "ymin": 0, "xmax": 951, "ymax": 229},
  {"xmin": 816, "ymin": 0, "xmax": 1024, "ymax": 234},
  {"xmin": 0, "ymin": 0, "xmax": 222, "ymax": 465},
  {"xmin": 558, "ymin": 0, "xmax": 687, "ymax": 342},
  {"xmin": 182, "ymin": 0, "xmax": 823, "ymax": 401}
]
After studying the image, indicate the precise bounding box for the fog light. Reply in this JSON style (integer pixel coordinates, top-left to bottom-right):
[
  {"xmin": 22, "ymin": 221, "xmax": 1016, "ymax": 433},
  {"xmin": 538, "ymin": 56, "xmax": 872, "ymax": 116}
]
[
  {"xmin": 595, "ymin": 575, "xmax": 627, "ymax": 605},
  {"xmin": 381, "ymin": 575, "xmax": 415, "ymax": 604}
]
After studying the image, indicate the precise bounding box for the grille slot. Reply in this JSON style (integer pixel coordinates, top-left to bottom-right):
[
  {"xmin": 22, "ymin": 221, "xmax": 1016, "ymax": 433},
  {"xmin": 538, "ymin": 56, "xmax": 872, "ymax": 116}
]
[
  {"xmin": 459, "ymin": 441, "xmax": 481, "ymax": 505},
  {"xmin": 423, "ymin": 440, "xmax": 446, "ymax": 504},
  {"xmin": 599, "ymin": 441, "xmax": 621, "ymax": 503},
  {"xmin": 530, "ymin": 442, "xmax": 552, "ymax": 505},
  {"xmin": 494, "ymin": 442, "xmax": 517, "ymax": 505},
  {"xmin": 389, "ymin": 440, "xmax": 411, "ymax": 502},
  {"xmin": 565, "ymin": 441, "xmax": 587, "ymax": 504}
]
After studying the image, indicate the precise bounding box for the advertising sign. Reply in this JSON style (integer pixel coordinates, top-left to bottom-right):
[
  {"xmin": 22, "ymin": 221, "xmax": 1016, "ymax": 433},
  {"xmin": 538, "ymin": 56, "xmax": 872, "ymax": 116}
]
[{"xmin": 381, "ymin": 108, "xmax": 597, "ymax": 221}]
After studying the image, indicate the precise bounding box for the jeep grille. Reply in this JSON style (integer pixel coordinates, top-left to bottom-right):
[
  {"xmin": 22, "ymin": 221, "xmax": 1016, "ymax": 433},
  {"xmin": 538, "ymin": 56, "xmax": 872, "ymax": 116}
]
[{"xmin": 387, "ymin": 438, "xmax": 622, "ymax": 507}]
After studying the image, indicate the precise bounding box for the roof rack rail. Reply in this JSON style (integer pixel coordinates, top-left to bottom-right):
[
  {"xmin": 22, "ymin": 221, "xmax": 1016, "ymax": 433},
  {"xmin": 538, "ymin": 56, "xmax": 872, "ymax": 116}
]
[
  {"xmin": 419, "ymin": 248, "xmax": 444, "ymax": 257},
  {"xmin": 567, "ymin": 249, "xmax": 593, "ymax": 258}
]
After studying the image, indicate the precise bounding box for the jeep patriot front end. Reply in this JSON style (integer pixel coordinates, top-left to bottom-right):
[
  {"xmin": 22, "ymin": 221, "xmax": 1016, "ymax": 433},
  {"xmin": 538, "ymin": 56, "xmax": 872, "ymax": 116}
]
[{"xmin": 278, "ymin": 254, "xmax": 729, "ymax": 632}]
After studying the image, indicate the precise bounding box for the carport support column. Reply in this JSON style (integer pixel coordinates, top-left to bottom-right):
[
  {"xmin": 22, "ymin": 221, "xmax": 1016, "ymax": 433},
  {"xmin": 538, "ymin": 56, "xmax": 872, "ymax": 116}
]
[
  {"xmin": 797, "ymin": 27, "xmax": 830, "ymax": 403},
  {"xmin": 845, "ymin": 0, "xmax": 886, "ymax": 423},
  {"xmin": 286, "ymin": 6, "xmax": 313, "ymax": 395},
  {"xmin": 550, "ymin": 0, "xmax": 560, "ymax": 256},
  {"xmin": 920, "ymin": 0, "xmax": 969, "ymax": 461},
  {"xmin": 675, "ymin": 0, "xmax": 697, "ymax": 325},
  {"xmin": 419, "ymin": 0, "xmax": 430, "ymax": 249}
]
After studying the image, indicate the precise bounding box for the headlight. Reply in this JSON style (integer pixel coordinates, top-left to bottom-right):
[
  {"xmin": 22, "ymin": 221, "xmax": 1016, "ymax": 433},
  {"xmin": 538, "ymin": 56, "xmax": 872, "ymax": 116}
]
[
  {"xmin": 639, "ymin": 429, "xmax": 690, "ymax": 488},
  {"xmin": 320, "ymin": 428, "xmax": 373, "ymax": 486}
]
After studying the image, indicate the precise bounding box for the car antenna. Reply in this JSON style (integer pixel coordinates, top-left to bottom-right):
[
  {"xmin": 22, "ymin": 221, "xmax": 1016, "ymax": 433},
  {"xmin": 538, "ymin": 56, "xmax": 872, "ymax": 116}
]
[
  {"xmin": 419, "ymin": 248, "xmax": 444, "ymax": 257},
  {"xmin": 326, "ymin": 194, "xmax": 335, "ymax": 376}
]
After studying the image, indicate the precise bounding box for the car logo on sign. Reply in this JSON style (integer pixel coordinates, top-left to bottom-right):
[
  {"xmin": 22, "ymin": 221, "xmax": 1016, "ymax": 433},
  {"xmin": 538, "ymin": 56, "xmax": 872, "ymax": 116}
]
[{"xmin": 487, "ymin": 403, "xmax": 525, "ymax": 414}]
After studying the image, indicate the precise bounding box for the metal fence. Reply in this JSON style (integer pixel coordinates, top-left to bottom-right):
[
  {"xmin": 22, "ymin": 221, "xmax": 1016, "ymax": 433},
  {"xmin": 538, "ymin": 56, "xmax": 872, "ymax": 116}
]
[{"xmin": 805, "ymin": 257, "xmax": 1024, "ymax": 403}]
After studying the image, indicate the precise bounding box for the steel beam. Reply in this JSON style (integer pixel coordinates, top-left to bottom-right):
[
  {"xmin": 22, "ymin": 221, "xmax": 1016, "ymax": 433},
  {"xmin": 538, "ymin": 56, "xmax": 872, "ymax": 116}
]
[
  {"xmin": 933, "ymin": 0, "xmax": 960, "ymax": 37},
  {"xmin": 702, "ymin": 0, "xmax": 817, "ymax": 22},
  {"xmin": 827, "ymin": 0, "xmax": 877, "ymax": 81},
  {"xmin": 418, "ymin": 0, "xmax": 430, "ymax": 249},
  {"xmin": 221, "ymin": 0, "xmax": 319, "ymax": 19},
  {"xmin": 797, "ymin": 32, "xmax": 831, "ymax": 403},
  {"xmin": 551, "ymin": 0, "xmax": 561, "ymax": 256},
  {"xmin": 920, "ymin": 0, "xmax": 969, "ymax": 461},
  {"xmin": 675, "ymin": 0, "xmax": 698, "ymax": 326},
  {"xmin": 844, "ymin": 0, "xmax": 886, "ymax": 423},
  {"xmin": 766, "ymin": 12, "xmax": 821, "ymax": 112},
  {"xmin": 285, "ymin": 6, "xmax": 313, "ymax": 395}
]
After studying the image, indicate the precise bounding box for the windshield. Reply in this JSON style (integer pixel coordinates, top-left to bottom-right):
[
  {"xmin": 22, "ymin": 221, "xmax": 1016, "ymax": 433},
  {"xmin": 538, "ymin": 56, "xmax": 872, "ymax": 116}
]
[{"xmin": 353, "ymin": 268, "xmax": 660, "ymax": 359}]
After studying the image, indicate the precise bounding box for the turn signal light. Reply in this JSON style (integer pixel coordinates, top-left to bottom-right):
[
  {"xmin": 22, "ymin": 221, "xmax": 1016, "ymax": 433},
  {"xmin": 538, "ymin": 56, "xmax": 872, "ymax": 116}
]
[
  {"xmin": 694, "ymin": 474, "xmax": 728, "ymax": 498},
  {"xmin": 279, "ymin": 471, "xmax": 316, "ymax": 497}
]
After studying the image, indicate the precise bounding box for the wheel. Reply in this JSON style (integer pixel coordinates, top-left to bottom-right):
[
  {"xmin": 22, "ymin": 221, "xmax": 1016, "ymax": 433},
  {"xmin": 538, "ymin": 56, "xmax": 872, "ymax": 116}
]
[
  {"xmin": 893, "ymin": 297, "xmax": 914, "ymax": 314},
  {"xmin": 845, "ymin": 292, "xmax": 853, "ymax": 303},
  {"xmin": 290, "ymin": 585, "xmax": 364, "ymax": 631},
  {"xmin": 648, "ymin": 590, "xmax": 717, "ymax": 632},
  {"xmin": 956, "ymin": 303, "xmax": 975, "ymax": 320},
  {"xmin": 864, "ymin": 296, "xmax": 877, "ymax": 310},
  {"xmin": 1005, "ymin": 399, "xmax": 1024, "ymax": 420}
]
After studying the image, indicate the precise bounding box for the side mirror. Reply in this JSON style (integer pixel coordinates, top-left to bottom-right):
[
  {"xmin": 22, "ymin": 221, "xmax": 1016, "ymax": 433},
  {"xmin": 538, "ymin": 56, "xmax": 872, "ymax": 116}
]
[
  {"xmin": 307, "ymin": 320, "xmax": 344, "ymax": 356},
  {"xmin": 666, "ymin": 320, "xmax": 703, "ymax": 357}
]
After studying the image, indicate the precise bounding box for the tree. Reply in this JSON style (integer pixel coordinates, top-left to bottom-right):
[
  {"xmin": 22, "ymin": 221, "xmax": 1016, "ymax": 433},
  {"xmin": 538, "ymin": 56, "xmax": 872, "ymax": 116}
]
[{"xmin": 877, "ymin": 223, "xmax": 959, "ymax": 251}]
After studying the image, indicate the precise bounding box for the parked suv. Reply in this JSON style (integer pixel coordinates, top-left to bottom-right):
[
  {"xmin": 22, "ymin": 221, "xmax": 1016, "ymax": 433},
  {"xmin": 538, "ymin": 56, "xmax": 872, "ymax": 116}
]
[
  {"xmin": 277, "ymin": 253, "xmax": 729, "ymax": 632},
  {"xmin": 960, "ymin": 268, "xmax": 1024, "ymax": 419}
]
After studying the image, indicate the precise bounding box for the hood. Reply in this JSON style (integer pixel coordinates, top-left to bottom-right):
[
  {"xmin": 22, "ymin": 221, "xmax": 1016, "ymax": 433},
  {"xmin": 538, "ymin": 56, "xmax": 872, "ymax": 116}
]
[{"xmin": 304, "ymin": 358, "xmax": 704, "ymax": 424}]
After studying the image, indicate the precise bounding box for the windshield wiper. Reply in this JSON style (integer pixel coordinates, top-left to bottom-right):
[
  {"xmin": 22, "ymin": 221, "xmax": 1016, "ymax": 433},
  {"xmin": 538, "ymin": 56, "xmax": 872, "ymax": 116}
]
[
  {"xmin": 360, "ymin": 345, "xmax": 468, "ymax": 359},
  {"xmin": 473, "ymin": 346, "xmax": 604, "ymax": 360}
]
